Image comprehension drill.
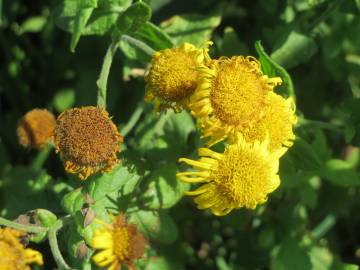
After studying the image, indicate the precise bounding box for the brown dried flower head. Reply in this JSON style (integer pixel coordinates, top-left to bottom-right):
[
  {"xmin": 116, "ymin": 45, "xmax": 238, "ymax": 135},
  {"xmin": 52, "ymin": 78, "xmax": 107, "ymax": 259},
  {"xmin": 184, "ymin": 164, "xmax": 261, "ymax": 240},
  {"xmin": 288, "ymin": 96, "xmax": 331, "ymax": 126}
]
[
  {"xmin": 17, "ymin": 109, "xmax": 56, "ymax": 149},
  {"xmin": 54, "ymin": 106, "xmax": 123, "ymax": 180}
]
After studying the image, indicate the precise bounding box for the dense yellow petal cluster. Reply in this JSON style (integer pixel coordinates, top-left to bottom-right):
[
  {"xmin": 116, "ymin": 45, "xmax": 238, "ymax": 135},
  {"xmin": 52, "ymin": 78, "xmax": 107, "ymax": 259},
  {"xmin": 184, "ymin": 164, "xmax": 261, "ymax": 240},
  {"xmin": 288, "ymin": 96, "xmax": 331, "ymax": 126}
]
[
  {"xmin": 91, "ymin": 214, "xmax": 147, "ymax": 270},
  {"xmin": 54, "ymin": 106, "xmax": 123, "ymax": 180},
  {"xmin": 0, "ymin": 227, "xmax": 43, "ymax": 270},
  {"xmin": 177, "ymin": 136, "xmax": 285, "ymax": 215},
  {"xmin": 17, "ymin": 108, "xmax": 56, "ymax": 149},
  {"xmin": 188, "ymin": 56, "xmax": 283, "ymax": 145},
  {"xmin": 148, "ymin": 41, "xmax": 298, "ymax": 215},
  {"xmin": 145, "ymin": 43, "xmax": 209, "ymax": 110}
]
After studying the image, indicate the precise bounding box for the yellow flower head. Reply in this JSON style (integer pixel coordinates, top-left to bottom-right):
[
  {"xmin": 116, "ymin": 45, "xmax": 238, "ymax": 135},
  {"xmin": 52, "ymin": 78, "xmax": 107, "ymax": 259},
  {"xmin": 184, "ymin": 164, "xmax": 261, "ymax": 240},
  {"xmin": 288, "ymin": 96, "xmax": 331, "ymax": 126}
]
[
  {"xmin": 0, "ymin": 227, "xmax": 43, "ymax": 270},
  {"xmin": 145, "ymin": 43, "xmax": 208, "ymax": 110},
  {"xmin": 91, "ymin": 214, "xmax": 147, "ymax": 270},
  {"xmin": 177, "ymin": 136, "xmax": 285, "ymax": 215},
  {"xmin": 17, "ymin": 108, "xmax": 56, "ymax": 149},
  {"xmin": 189, "ymin": 56, "xmax": 282, "ymax": 144},
  {"xmin": 203, "ymin": 91, "xmax": 297, "ymax": 151},
  {"xmin": 54, "ymin": 106, "xmax": 123, "ymax": 180},
  {"xmin": 237, "ymin": 92, "xmax": 297, "ymax": 151}
]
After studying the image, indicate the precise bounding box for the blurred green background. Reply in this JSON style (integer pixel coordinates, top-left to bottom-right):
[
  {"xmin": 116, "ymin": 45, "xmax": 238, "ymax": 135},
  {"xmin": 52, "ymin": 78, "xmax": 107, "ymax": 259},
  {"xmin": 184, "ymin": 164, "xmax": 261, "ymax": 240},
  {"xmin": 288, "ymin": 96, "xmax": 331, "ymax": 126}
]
[{"xmin": 1, "ymin": 0, "xmax": 360, "ymax": 269}]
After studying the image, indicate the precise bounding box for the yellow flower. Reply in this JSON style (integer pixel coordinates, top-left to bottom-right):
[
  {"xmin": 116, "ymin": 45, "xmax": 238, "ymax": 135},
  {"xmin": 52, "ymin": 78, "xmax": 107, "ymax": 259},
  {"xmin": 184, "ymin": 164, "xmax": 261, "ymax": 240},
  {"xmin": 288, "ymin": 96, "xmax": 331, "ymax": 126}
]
[
  {"xmin": 237, "ymin": 91, "xmax": 297, "ymax": 151},
  {"xmin": 91, "ymin": 214, "xmax": 147, "ymax": 270},
  {"xmin": 54, "ymin": 106, "xmax": 123, "ymax": 180},
  {"xmin": 17, "ymin": 108, "xmax": 56, "ymax": 149},
  {"xmin": 145, "ymin": 43, "xmax": 209, "ymax": 111},
  {"xmin": 0, "ymin": 227, "xmax": 43, "ymax": 270},
  {"xmin": 188, "ymin": 56, "xmax": 282, "ymax": 145},
  {"xmin": 203, "ymin": 91, "xmax": 297, "ymax": 151},
  {"xmin": 177, "ymin": 136, "xmax": 285, "ymax": 215}
]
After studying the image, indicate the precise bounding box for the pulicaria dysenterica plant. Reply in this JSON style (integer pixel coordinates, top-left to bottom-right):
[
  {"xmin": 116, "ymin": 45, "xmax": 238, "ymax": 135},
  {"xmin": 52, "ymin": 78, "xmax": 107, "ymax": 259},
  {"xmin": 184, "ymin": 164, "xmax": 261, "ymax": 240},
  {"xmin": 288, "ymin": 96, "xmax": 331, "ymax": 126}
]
[{"xmin": 1, "ymin": 1, "xmax": 358, "ymax": 269}]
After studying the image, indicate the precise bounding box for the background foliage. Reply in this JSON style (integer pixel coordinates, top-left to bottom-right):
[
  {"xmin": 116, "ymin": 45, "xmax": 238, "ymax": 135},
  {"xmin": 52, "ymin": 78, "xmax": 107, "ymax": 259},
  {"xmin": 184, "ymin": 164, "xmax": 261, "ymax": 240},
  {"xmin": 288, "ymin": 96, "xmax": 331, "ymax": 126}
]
[{"xmin": 1, "ymin": 0, "xmax": 360, "ymax": 269}]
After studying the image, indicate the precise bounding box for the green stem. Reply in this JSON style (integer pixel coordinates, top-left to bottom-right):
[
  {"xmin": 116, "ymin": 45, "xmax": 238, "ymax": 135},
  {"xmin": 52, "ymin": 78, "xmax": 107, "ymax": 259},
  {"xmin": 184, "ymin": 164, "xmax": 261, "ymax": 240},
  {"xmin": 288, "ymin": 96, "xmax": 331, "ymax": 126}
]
[
  {"xmin": 121, "ymin": 104, "xmax": 144, "ymax": 137},
  {"xmin": 31, "ymin": 143, "xmax": 53, "ymax": 170},
  {"xmin": 48, "ymin": 219, "xmax": 75, "ymax": 270},
  {"xmin": 311, "ymin": 214, "xmax": 336, "ymax": 240},
  {"xmin": 97, "ymin": 41, "xmax": 119, "ymax": 108},
  {"xmin": 299, "ymin": 118, "xmax": 343, "ymax": 132},
  {"xmin": 0, "ymin": 217, "xmax": 47, "ymax": 234},
  {"xmin": 121, "ymin": 35, "xmax": 155, "ymax": 56}
]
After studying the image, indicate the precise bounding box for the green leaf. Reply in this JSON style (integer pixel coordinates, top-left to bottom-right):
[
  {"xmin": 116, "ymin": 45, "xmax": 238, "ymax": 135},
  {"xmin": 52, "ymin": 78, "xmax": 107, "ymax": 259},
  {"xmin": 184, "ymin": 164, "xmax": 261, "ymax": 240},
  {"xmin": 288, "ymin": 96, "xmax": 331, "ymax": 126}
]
[
  {"xmin": 116, "ymin": 1, "xmax": 152, "ymax": 34},
  {"xmin": 309, "ymin": 246, "xmax": 333, "ymax": 270},
  {"xmin": 52, "ymin": 0, "xmax": 131, "ymax": 36},
  {"xmin": 219, "ymin": 27, "xmax": 249, "ymax": 56},
  {"xmin": 271, "ymin": 31, "xmax": 318, "ymax": 69},
  {"xmin": 84, "ymin": 163, "xmax": 141, "ymax": 202},
  {"xmin": 140, "ymin": 163, "xmax": 189, "ymax": 210},
  {"xmin": 129, "ymin": 210, "xmax": 178, "ymax": 243},
  {"xmin": 145, "ymin": 256, "xmax": 176, "ymax": 270},
  {"xmin": 53, "ymin": 88, "xmax": 76, "ymax": 113},
  {"xmin": 61, "ymin": 188, "xmax": 85, "ymax": 214},
  {"xmin": 255, "ymin": 40, "xmax": 295, "ymax": 99},
  {"xmin": 271, "ymin": 238, "xmax": 312, "ymax": 270},
  {"xmin": 36, "ymin": 209, "xmax": 58, "ymax": 227},
  {"xmin": 70, "ymin": 8, "xmax": 94, "ymax": 52},
  {"xmin": 160, "ymin": 14, "xmax": 221, "ymax": 46},
  {"xmin": 319, "ymin": 159, "xmax": 360, "ymax": 187},
  {"xmin": 119, "ymin": 22, "xmax": 173, "ymax": 62},
  {"xmin": 17, "ymin": 16, "xmax": 47, "ymax": 34},
  {"xmin": 341, "ymin": 98, "xmax": 360, "ymax": 146},
  {"xmin": 287, "ymin": 138, "xmax": 323, "ymax": 171}
]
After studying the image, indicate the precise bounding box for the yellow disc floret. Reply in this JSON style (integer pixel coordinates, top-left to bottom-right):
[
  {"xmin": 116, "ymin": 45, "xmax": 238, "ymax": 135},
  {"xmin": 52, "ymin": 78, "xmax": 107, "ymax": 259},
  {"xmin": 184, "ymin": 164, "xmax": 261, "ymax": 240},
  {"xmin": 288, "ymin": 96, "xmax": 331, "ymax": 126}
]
[
  {"xmin": 145, "ymin": 43, "xmax": 207, "ymax": 110},
  {"xmin": 17, "ymin": 108, "xmax": 56, "ymax": 149},
  {"xmin": 91, "ymin": 214, "xmax": 147, "ymax": 270},
  {"xmin": 189, "ymin": 56, "xmax": 282, "ymax": 145},
  {"xmin": 177, "ymin": 135, "xmax": 285, "ymax": 215},
  {"xmin": 0, "ymin": 227, "xmax": 43, "ymax": 270},
  {"xmin": 54, "ymin": 106, "xmax": 123, "ymax": 180}
]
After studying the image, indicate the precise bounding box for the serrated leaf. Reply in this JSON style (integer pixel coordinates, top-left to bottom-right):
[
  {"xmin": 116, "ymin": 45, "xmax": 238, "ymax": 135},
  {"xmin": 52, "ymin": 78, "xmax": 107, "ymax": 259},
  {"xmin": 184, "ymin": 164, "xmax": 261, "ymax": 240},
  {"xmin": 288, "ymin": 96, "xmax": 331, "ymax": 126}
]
[
  {"xmin": 271, "ymin": 31, "xmax": 318, "ymax": 69},
  {"xmin": 129, "ymin": 210, "xmax": 178, "ymax": 243},
  {"xmin": 116, "ymin": 1, "xmax": 152, "ymax": 34},
  {"xmin": 255, "ymin": 40, "xmax": 295, "ymax": 99},
  {"xmin": 140, "ymin": 163, "xmax": 189, "ymax": 209},
  {"xmin": 161, "ymin": 14, "xmax": 221, "ymax": 46},
  {"xmin": 319, "ymin": 159, "xmax": 360, "ymax": 187}
]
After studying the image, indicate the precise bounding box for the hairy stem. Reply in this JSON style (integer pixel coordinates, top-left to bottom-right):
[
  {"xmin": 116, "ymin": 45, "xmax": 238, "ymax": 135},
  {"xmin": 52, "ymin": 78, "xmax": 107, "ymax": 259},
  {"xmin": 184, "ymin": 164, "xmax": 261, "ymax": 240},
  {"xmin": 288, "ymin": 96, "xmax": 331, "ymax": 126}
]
[
  {"xmin": 48, "ymin": 219, "xmax": 75, "ymax": 270},
  {"xmin": 121, "ymin": 35, "xmax": 155, "ymax": 56},
  {"xmin": 0, "ymin": 217, "xmax": 47, "ymax": 234},
  {"xmin": 31, "ymin": 143, "xmax": 53, "ymax": 171},
  {"xmin": 121, "ymin": 104, "xmax": 144, "ymax": 137},
  {"xmin": 97, "ymin": 41, "xmax": 119, "ymax": 108}
]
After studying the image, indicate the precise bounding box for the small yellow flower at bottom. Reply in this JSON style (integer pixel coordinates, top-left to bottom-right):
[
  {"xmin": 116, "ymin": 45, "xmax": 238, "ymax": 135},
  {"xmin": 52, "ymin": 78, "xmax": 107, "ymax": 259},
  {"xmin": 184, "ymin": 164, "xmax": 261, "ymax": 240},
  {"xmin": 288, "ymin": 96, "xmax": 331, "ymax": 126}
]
[
  {"xmin": 17, "ymin": 108, "xmax": 56, "ymax": 149},
  {"xmin": 54, "ymin": 106, "xmax": 123, "ymax": 180},
  {"xmin": 177, "ymin": 136, "xmax": 286, "ymax": 216},
  {"xmin": 91, "ymin": 214, "xmax": 147, "ymax": 270},
  {"xmin": 0, "ymin": 227, "xmax": 43, "ymax": 270}
]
